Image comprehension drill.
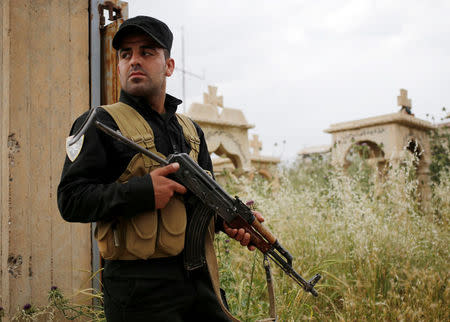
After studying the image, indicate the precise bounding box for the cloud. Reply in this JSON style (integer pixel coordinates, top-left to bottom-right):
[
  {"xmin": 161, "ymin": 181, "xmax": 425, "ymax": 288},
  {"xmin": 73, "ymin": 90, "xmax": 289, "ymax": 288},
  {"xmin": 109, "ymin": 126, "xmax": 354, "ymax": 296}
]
[{"xmin": 128, "ymin": 0, "xmax": 450, "ymax": 159}]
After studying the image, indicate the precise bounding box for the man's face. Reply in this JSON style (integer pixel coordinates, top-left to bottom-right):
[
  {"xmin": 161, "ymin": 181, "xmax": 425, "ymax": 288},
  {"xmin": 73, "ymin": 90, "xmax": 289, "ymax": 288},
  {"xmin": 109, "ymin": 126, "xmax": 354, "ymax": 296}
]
[{"xmin": 117, "ymin": 32, "xmax": 174, "ymax": 99}]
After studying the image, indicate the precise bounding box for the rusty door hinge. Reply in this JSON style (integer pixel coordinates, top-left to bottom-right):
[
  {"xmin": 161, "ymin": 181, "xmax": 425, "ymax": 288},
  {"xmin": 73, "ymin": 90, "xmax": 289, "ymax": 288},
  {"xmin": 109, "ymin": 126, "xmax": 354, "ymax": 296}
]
[{"xmin": 99, "ymin": 1, "xmax": 122, "ymax": 29}]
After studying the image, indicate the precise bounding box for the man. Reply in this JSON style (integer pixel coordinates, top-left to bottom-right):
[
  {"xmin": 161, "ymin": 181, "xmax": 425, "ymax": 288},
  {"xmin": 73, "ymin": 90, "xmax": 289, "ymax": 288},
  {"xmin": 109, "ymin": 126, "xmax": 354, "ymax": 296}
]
[{"xmin": 58, "ymin": 16, "xmax": 261, "ymax": 321}]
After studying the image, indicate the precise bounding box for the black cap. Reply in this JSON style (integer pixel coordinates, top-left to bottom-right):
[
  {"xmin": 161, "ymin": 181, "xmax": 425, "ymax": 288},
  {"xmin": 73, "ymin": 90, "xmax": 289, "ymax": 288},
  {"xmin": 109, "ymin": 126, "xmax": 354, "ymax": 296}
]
[{"xmin": 112, "ymin": 16, "xmax": 173, "ymax": 54}]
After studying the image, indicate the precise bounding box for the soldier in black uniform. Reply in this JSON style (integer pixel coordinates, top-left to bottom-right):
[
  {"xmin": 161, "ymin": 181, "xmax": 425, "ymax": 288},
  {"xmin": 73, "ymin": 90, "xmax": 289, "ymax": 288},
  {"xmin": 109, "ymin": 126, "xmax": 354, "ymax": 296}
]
[{"xmin": 58, "ymin": 16, "xmax": 261, "ymax": 322}]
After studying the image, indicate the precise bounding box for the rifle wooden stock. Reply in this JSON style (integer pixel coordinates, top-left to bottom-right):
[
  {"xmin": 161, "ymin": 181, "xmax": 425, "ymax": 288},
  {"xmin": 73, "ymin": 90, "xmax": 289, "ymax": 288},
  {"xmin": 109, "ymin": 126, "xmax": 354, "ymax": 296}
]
[
  {"xmin": 251, "ymin": 218, "xmax": 277, "ymax": 245},
  {"xmin": 227, "ymin": 216, "xmax": 272, "ymax": 253}
]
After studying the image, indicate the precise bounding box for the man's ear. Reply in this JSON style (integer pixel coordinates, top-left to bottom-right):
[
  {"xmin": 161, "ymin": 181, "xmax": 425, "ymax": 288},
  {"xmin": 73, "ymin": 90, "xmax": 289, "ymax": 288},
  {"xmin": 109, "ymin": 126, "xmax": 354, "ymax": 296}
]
[{"xmin": 165, "ymin": 58, "xmax": 175, "ymax": 77}]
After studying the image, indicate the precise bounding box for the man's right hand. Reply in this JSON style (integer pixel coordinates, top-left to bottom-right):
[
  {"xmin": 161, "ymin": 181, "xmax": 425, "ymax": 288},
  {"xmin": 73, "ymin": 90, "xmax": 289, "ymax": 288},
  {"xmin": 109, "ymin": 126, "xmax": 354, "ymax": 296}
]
[{"xmin": 150, "ymin": 163, "xmax": 187, "ymax": 209}]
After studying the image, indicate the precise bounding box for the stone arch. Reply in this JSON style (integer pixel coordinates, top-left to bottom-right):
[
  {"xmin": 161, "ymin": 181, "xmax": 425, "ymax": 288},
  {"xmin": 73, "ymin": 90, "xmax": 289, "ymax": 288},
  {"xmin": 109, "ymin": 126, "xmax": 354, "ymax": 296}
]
[
  {"xmin": 257, "ymin": 169, "xmax": 272, "ymax": 180},
  {"xmin": 344, "ymin": 140, "xmax": 386, "ymax": 171},
  {"xmin": 213, "ymin": 143, "xmax": 243, "ymax": 169},
  {"xmin": 345, "ymin": 140, "xmax": 385, "ymax": 161},
  {"xmin": 250, "ymin": 169, "xmax": 273, "ymax": 181},
  {"xmin": 206, "ymin": 130, "xmax": 250, "ymax": 170},
  {"xmin": 247, "ymin": 168, "xmax": 274, "ymax": 181}
]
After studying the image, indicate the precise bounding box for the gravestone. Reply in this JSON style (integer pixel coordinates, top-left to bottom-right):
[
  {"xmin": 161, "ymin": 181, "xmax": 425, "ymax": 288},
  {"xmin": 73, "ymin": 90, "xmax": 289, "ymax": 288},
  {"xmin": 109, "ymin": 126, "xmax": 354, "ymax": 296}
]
[
  {"xmin": 325, "ymin": 89, "xmax": 435, "ymax": 202},
  {"xmin": 248, "ymin": 134, "xmax": 280, "ymax": 180},
  {"xmin": 250, "ymin": 134, "xmax": 262, "ymax": 156},
  {"xmin": 298, "ymin": 145, "xmax": 331, "ymax": 162},
  {"xmin": 186, "ymin": 86, "xmax": 279, "ymax": 178}
]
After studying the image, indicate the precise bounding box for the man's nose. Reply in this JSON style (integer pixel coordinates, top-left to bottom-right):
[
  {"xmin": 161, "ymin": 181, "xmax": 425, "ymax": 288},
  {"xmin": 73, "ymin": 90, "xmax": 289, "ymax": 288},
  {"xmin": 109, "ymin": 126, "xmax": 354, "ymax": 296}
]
[{"xmin": 129, "ymin": 52, "xmax": 141, "ymax": 66}]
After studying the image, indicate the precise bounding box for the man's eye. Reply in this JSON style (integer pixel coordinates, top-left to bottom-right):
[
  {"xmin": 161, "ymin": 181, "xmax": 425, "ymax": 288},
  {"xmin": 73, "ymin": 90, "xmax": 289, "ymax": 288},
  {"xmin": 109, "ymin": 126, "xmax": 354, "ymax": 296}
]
[
  {"xmin": 120, "ymin": 52, "xmax": 131, "ymax": 59},
  {"xmin": 143, "ymin": 51, "xmax": 153, "ymax": 56}
]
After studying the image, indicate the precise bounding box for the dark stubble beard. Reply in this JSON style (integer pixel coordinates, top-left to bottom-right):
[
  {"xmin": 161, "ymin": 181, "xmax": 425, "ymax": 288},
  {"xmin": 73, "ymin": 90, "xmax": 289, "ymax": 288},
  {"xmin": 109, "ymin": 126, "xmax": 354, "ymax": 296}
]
[
  {"xmin": 123, "ymin": 67, "xmax": 164, "ymax": 99},
  {"xmin": 125, "ymin": 78, "xmax": 158, "ymax": 98}
]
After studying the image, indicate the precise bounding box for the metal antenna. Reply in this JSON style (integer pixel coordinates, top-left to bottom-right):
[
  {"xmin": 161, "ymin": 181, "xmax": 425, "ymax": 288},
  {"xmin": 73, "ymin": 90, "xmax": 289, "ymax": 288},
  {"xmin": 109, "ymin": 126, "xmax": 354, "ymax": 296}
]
[
  {"xmin": 181, "ymin": 26, "xmax": 185, "ymax": 113},
  {"xmin": 175, "ymin": 26, "xmax": 205, "ymax": 113}
]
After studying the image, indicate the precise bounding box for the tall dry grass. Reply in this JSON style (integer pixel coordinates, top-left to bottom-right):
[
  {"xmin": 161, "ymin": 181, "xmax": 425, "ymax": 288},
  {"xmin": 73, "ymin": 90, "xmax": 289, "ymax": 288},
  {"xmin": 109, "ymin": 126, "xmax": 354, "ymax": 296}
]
[
  {"xmin": 6, "ymin": 154, "xmax": 447, "ymax": 321},
  {"xmin": 217, "ymin": 155, "xmax": 449, "ymax": 321}
]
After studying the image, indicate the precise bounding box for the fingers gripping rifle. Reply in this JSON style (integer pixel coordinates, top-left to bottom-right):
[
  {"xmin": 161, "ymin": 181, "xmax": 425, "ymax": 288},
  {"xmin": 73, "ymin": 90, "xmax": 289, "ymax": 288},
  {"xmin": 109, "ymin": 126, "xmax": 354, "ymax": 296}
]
[{"xmin": 68, "ymin": 107, "xmax": 321, "ymax": 296}]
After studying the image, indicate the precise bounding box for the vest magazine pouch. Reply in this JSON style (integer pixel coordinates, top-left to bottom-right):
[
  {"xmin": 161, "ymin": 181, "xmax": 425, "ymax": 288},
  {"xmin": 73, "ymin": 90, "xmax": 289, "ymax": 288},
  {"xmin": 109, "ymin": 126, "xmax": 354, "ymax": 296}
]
[
  {"xmin": 118, "ymin": 154, "xmax": 149, "ymax": 182},
  {"xmin": 95, "ymin": 220, "xmax": 125, "ymax": 260},
  {"xmin": 157, "ymin": 196, "xmax": 187, "ymax": 256},
  {"xmin": 102, "ymin": 104, "xmax": 200, "ymax": 260},
  {"xmin": 126, "ymin": 211, "xmax": 158, "ymax": 259}
]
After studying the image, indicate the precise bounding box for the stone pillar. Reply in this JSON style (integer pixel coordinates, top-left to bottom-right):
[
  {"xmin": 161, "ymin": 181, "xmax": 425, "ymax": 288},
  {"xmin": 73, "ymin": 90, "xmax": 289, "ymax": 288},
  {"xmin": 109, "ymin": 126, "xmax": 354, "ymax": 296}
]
[{"xmin": 0, "ymin": 1, "xmax": 91, "ymax": 319}]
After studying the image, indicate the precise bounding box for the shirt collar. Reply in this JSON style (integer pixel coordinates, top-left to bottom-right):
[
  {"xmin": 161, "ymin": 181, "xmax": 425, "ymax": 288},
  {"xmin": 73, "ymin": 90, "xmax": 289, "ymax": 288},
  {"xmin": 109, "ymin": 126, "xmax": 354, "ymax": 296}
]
[{"xmin": 119, "ymin": 90, "xmax": 183, "ymax": 118}]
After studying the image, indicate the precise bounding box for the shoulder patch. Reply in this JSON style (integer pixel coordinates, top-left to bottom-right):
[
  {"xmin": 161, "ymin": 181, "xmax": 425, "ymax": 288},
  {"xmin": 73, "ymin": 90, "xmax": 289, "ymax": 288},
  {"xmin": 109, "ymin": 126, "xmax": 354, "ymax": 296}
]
[{"xmin": 65, "ymin": 134, "xmax": 84, "ymax": 162}]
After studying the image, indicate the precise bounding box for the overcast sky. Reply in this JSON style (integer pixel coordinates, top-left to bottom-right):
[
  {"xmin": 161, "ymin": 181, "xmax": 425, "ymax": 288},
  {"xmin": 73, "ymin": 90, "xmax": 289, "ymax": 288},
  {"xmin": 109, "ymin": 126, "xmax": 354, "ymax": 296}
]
[{"xmin": 127, "ymin": 0, "xmax": 450, "ymax": 160}]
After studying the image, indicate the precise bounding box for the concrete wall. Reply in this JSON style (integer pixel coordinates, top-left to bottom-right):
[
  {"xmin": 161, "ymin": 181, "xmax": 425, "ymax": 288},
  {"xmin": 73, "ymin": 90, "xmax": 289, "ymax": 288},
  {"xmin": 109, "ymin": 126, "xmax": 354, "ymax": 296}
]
[{"xmin": 1, "ymin": 0, "xmax": 91, "ymax": 317}]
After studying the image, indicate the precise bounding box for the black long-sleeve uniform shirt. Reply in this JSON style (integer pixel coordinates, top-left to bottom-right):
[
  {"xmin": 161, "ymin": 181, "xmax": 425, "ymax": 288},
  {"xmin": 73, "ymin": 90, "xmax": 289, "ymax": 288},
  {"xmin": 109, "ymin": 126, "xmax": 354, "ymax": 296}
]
[{"xmin": 57, "ymin": 91, "xmax": 214, "ymax": 224}]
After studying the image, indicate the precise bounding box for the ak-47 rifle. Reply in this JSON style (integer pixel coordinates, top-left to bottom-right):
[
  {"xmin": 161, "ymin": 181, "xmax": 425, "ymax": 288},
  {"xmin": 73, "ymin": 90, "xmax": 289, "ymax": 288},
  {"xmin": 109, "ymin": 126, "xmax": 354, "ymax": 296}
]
[{"xmin": 68, "ymin": 107, "xmax": 321, "ymax": 296}]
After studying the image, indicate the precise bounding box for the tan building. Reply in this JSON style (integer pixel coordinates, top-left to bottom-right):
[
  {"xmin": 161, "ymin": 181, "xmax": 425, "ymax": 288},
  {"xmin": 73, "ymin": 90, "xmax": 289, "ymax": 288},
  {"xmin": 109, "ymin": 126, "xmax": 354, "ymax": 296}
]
[
  {"xmin": 324, "ymin": 89, "xmax": 435, "ymax": 201},
  {"xmin": 187, "ymin": 86, "xmax": 280, "ymax": 180}
]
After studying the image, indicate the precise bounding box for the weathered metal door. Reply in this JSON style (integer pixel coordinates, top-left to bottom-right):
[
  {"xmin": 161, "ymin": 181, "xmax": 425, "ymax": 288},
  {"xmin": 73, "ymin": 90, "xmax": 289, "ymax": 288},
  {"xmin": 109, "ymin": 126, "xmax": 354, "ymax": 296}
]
[
  {"xmin": 92, "ymin": 0, "xmax": 128, "ymax": 106},
  {"xmin": 101, "ymin": 19, "xmax": 123, "ymax": 105},
  {"xmin": 90, "ymin": 0, "xmax": 128, "ymax": 294}
]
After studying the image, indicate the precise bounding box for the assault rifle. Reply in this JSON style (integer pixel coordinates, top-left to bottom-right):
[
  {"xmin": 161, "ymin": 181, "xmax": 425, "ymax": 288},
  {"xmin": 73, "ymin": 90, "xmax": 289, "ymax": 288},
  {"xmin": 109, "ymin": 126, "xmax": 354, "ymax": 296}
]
[{"xmin": 68, "ymin": 107, "xmax": 321, "ymax": 296}]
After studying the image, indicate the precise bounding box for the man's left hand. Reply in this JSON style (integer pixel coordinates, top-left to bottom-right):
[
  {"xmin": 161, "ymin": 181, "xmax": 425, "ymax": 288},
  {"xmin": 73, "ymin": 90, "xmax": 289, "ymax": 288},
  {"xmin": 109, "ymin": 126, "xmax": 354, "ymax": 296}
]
[{"xmin": 223, "ymin": 211, "xmax": 265, "ymax": 251}]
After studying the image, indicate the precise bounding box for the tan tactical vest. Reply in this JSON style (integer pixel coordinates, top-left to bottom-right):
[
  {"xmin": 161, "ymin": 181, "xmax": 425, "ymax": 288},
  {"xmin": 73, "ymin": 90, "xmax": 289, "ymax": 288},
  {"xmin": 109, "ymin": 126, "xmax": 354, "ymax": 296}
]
[
  {"xmin": 94, "ymin": 102, "xmax": 239, "ymax": 321},
  {"xmin": 94, "ymin": 102, "xmax": 200, "ymax": 260}
]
